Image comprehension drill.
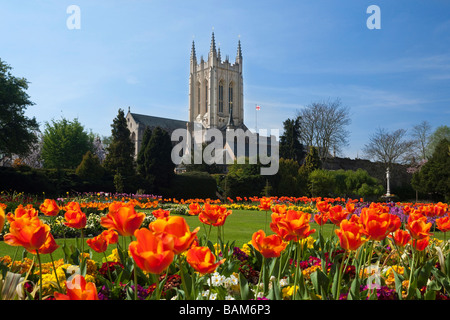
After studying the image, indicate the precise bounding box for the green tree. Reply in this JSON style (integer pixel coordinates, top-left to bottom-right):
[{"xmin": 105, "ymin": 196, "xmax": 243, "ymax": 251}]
[
  {"xmin": 274, "ymin": 158, "xmax": 301, "ymax": 196},
  {"xmin": 103, "ymin": 109, "xmax": 135, "ymax": 178},
  {"xmin": 225, "ymin": 159, "xmax": 264, "ymax": 198},
  {"xmin": 412, "ymin": 139, "xmax": 450, "ymax": 201},
  {"xmin": 0, "ymin": 59, "xmax": 39, "ymax": 161},
  {"xmin": 41, "ymin": 118, "xmax": 93, "ymax": 169},
  {"xmin": 426, "ymin": 126, "xmax": 450, "ymax": 159},
  {"xmin": 279, "ymin": 116, "xmax": 305, "ymax": 163},
  {"xmin": 75, "ymin": 150, "xmax": 105, "ymax": 182},
  {"xmin": 139, "ymin": 126, "xmax": 175, "ymax": 194},
  {"xmin": 297, "ymin": 146, "xmax": 322, "ymax": 196},
  {"xmin": 300, "ymin": 146, "xmax": 322, "ymax": 174},
  {"xmin": 136, "ymin": 126, "xmax": 152, "ymax": 178}
]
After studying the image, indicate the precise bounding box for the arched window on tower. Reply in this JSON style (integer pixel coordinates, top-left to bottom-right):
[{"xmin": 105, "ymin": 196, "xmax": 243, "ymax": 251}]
[
  {"xmin": 218, "ymin": 81, "xmax": 224, "ymax": 113},
  {"xmin": 205, "ymin": 81, "xmax": 208, "ymax": 113},
  {"xmin": 228, "ymin": 82, "xmax": 233, "ymax": 114},
  {"xmin": 197, "ymin": 82, "xmax": 201, "ymax": 115}
]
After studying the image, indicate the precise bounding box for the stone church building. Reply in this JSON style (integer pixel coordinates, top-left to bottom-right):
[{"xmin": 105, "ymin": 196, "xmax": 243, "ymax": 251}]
[{"xmin": 126, "ymin": 32, "xmax": 251, "ymax": 159}]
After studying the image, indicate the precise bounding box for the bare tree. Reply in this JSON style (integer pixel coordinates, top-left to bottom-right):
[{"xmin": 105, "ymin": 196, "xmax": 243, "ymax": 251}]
[
  {"xmin": 296, "ymin": 98, "xmax": 351, "ymax": 161},
  {"xmin": 362, "ymin": 127, "xmax": 414, "ymax": 168},
  {"xmin": 21, "ymin": 131, "xmax": 44, "ymax": 168},
  {"xmin": 411, "ymin": 120, "xmax": 432, "ymax": 161}
]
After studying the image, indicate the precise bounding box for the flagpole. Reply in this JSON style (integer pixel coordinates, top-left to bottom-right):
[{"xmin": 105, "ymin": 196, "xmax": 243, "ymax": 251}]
[{"xmin": 255, "ymin": 104, "xmax": 258, "ymax": 133}]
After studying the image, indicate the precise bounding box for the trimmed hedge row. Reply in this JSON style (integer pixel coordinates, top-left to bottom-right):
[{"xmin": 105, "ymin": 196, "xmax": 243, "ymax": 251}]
[{"xmin": 0, "ymin": 166, "xmax": 217, "ymax": 200}]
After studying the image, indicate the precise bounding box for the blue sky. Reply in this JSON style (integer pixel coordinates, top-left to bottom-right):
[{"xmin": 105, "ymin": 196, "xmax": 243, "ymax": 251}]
[{"xmin": 1, "ymin": 0, "xmax": 449, "ymax": 159}]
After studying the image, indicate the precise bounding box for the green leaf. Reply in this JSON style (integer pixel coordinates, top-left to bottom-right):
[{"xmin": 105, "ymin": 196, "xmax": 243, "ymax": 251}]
[
  {"xmin": 267, "ymin": 277, "xmax": 282, "ymax": 300},
  {"xmin": 393, "ymin": 270, "xmax": 404, "ymax": 300},
  {"xmin": 310, "ymin": 269, "xmax": 330, "ymax": 299},
  {"xmin": 348, "ymin": 277, "xmax": 361, "ymax": 300},
  {"xmin": 417, "ymin": 260, "xmax": 434, "ymax": 289},
  {"xmin": 238, "ymin": 272, "xmax": 251, "ymax": 300}
]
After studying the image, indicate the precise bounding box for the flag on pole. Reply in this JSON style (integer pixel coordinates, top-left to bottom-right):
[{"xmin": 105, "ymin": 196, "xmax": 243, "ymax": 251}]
[{"xmin": 256, "ymin": 105, "xmax": 261, "ymax": 111}]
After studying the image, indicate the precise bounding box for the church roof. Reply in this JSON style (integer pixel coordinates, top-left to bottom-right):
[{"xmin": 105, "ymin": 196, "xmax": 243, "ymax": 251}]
[{"xmin": 129, "ymin": 112, "xmax": 187, "ymax": 132}]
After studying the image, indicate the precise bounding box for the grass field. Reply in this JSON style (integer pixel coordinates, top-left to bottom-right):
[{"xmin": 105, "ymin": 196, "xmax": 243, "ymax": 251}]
[{"xmin": 0, "ymin": 209, "xmax": 446, "ymax": 264}]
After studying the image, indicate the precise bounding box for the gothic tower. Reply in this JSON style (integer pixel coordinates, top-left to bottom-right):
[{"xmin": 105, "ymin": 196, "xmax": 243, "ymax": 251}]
[{"xmin": 189, "ymin": 33, "xmax": 245, "ymax": 130}]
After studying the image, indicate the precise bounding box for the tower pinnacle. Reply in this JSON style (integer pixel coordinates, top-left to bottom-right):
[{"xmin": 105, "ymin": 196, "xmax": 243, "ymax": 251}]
[
  {"xmin": 191, "ymin": 40, "xmax": 197, "ymax": 61},
  {"xmin": 210, "ymin": 32, "xmax": 217, "ymax": 55}
]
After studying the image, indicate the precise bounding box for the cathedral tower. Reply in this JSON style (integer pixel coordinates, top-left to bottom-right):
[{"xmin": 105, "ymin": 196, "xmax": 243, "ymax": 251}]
[{"xmin": 189, "ymin": 33, "xmax": 245, "ymax": 130}]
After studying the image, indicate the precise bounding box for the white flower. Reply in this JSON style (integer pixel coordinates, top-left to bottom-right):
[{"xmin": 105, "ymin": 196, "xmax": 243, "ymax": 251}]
[{"xmin": 279, "ymin": 278, "xmax": 289, "ymax": 287}]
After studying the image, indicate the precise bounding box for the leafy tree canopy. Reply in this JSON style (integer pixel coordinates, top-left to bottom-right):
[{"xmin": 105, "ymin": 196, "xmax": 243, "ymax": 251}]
[
  {"xmin": 0, "ymin": 58, "xmax": 39, "ymax": 160},
  {"xmin": 41, "ymin": 117, "xmax": 93, "ymax": 169}
]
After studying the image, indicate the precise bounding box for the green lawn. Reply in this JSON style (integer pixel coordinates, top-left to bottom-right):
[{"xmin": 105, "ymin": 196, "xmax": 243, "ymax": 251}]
[{"xmin": 0, "ymin": 209, "xmax": 446, "ymax": 264}]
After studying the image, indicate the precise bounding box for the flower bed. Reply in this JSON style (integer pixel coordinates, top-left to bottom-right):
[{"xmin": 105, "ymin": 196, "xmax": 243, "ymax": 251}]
[{"xmin": 0, "ymin": 195, "xmax": 449, "ymax": 300}]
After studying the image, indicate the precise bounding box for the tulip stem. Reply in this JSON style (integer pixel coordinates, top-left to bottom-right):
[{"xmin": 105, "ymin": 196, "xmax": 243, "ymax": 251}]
[
  {"xmin": 255, "ymin": 256, "xmax": 265, "ymax": 299},
  {"xmin": 335, "ymin": 250, "xmax": 348, "ymax": 300},
  {"xmin": 178, "ymin": 255, "xmax": 190, "ymax": 300},
  {"xmin": 264, "ymin": 210, "xmax": 268, "ymax": 233},
  {"xmin": 36, "ymin": 251, "xmax": 43, "ymax": 300},
  {"xmin": 103, "ymin": 252, "xmax": 113, "ymax": 284},
  {"xmin": 9, "ymin": 247, "xmax": 19, "ymax": 273},
  {"xmin": 50, "ymin": 252, "xmax": 63, "ymax": 292}
]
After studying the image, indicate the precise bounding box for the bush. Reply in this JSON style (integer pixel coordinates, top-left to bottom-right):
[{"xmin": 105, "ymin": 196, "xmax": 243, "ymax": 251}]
[
  {"xmin": 308, "ymin": 168, "xmax": 384, "ymax": 199},
  {"xmin": 76, "ymin": 151, "xmax": 105, "ymax": 182},
  {"xmin": 167, "ymin": 171, "xmax": 217, "ymax": 200}
]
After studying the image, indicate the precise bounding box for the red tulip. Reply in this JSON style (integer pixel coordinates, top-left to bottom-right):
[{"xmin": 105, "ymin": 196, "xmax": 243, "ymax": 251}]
[
  {"xmin": 186, "ymin": 245, "xmax": 225, "ymax": 274},
  {"xmin": 251, "ymin": 230, "xmax": 287, "ymax": 258},
  {"xmin": 149, "ymin": 215, "xmax": 199, "ymax": 254},
  {"xmin": 54, "ymin": 274, "xmax": 99, "ymax": 300},
  {"xmin": 4, "ymin": 216, "xmax": 51, "ymax": 253},
  {"xmin": 101, "ymin": 202, "xmax": 145, "ymax": 236},
  {"xmin": 129, "ymin": 228, "xmax": 175, "ymax": 274},
  {"xmin": 39, "ymin": 199, "xmax": 60, "ymax": 217},
  {"xmin": 335, "ymin": 219, "xmax": 367, "ymax": 251},
  {"xmin": 64, "ymin": 209, "xmax": 87, "ymax": 229}
]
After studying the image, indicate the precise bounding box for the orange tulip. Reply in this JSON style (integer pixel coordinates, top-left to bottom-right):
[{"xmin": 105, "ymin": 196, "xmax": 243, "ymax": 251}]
[
  {"xmin": 186, "ymin": 246, "xmax": 225, "ymax": 274},
  {"xmin": 313, "ymin": 212, "xmax": 328, "ymax": 226},
  {"xmin": 39, "ymin": 199, "xmax": 60, "ymax": 217},
  {"xmin": 129, "ymin": 228, "xmax": 175, "ymax": 274},
  {"xmin": 152, "ymin": 208, "xmax": 170, "ymax": 219},
  {"xmin": 87, "ymin": 233, "xmax": 108, "ymax": 253},
  {"xmin": 198, "ymin": 203, "xmax": 232, "ymax": 227},
  {"xmin": 359, "ymin": 208, "xmax": 391, "ymax": 241},
  {"xmin": 32, "ymin": 233, "xmax": 59, "ymax": 255},
  {"xmin": 101, "ymin": 229, "xmax": 119, "ymax": 245},
  {"xmin": 328, "ymin": 205, "xmax": 348, "ymax": 226},
  {"xmin": 335, "ymin": 219, "xmax": 367, "ymax": 251},
  {"xmin": 258, "ymin": 197, "xmax": 272, "ymax": 211},
  {"xmin": 101, "ymin": 202, "xmax": 145, "ymax": 236},
  {"xmin": 188, "ymin": 203, "xmax": 202, "ymax": 216},
  {"xmin": 316, "ymin": 201, "xmax": 331, "ymax": 214},
  {"xmin": 345, "ymin": 202, "xmax": 356, "ymax": 214},
  {"xmin": 387, "ymin": 214, "xmax": 401, "ymax": 233},
  {"xmin": 149, "ymin": 215, "xmax": 199, "ymax": 254},
  {"xmin": 4, "ymin": 216, "xmax": 51, "ymax": 253},
  {"xmin": 64, "ymin": 209, "xmax": 87, "ymax": 229},
  {"xmin": 7, "ymin": 204, "xmax": 38, "ymax": 223},
  {"xmin": 63, "ymin": 201, "xmax": 82, "ymax": 212},
  {"xmin": 410, "ymin": 236, "xmax": 430, "ymax": 251},
  {"xmin": 0, "ymin": 206, "xmax": 5, "ymax": 233},
  {"xmin": 54, "ymin": 274, "xmax": 99, "ymax": 300},
  {"xmin": 436, "ymin": 216, "xmax": 450, "ymax": 233},
  {"xmin": 273, "ymin": 210, "xmax": 316, "ymax": 242},
  {"xmin": 406, "ymin": 216, "xmax": 432, "ymax": 240},
  {"xmin": 389, "ymin": 229, "xmax": 411, "ymax": 248},
  {"xmin": 251, "ymin": 230, "xmax": 287, "ymax": 258}
]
